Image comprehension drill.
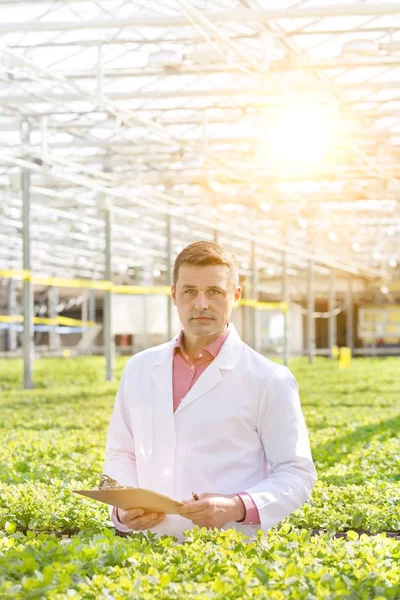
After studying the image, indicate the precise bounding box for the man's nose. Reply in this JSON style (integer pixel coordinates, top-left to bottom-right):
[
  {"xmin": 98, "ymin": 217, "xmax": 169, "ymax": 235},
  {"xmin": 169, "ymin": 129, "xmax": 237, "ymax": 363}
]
[{"xmin": 194, "ymin": 292, "xmax": 208, "ymax": 310}]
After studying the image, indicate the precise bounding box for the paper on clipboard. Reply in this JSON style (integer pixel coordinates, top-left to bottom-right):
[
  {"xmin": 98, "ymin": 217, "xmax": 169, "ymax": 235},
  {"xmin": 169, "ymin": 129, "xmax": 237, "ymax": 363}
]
[{"xmin": 73, "ymin": 487, "xmax": 184, "ymax": 514}]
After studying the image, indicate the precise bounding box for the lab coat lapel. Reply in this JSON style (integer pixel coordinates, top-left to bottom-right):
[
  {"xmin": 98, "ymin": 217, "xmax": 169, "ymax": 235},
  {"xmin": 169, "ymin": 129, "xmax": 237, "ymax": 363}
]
[
  {"xmin": 174, "ymin": 322, "xmax": 243, "ymax": 416},
  {"xmin": 151, "ymin": 337, "xmax": 177, "ymax": 428},
  {"xmin": 174, "ymin": 360, "xmax": 223, "ymax": 415}
]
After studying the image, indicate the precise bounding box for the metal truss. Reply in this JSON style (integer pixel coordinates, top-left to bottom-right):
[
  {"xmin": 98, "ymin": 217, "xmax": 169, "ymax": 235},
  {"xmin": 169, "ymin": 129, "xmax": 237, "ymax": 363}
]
[{"xmin": 0, "ymin": 0, "xmax": 399, "ymax": 298}]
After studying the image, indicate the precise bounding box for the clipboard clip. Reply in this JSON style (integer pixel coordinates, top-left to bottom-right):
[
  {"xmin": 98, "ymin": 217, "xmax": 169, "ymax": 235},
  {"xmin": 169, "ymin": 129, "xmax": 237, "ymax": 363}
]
[{"xmin": 99, "ymin": 474, "xmax": 120, "ymax": 489}]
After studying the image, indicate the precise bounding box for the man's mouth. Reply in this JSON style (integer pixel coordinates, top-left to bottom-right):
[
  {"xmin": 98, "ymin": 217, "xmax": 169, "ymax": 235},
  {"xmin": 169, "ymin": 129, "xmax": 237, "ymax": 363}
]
[{"xmin": 193, "ymin": 317, "xmax": 213, "ymax": 320}]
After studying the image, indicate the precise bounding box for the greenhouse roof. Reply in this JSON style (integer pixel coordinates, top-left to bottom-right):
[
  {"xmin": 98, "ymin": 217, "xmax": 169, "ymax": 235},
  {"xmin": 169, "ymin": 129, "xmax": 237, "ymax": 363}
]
[{"xmin": 0, "ymin": 0, "xmax": 399, "ymax": 289}]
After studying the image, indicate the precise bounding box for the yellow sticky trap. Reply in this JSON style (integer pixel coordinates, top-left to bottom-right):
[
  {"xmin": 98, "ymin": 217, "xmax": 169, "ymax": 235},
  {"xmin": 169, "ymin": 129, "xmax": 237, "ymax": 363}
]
[
  {"xmin": 338, "ymin": 347, "xmax": 351, "ymax": 369},
  {"xmin": 63, "ymin": 349, "xmax": 71, "ymax": 358},
  {"xmin": 331, "ymin": 345, "xmax": 339, "ymax": 358}
]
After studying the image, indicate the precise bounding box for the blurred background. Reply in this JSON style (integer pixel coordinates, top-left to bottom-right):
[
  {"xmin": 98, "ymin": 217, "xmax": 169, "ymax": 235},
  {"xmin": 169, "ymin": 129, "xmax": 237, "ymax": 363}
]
[{"xmin": 0, "ymin": 0, "xmax": 399, "ymax": 387}]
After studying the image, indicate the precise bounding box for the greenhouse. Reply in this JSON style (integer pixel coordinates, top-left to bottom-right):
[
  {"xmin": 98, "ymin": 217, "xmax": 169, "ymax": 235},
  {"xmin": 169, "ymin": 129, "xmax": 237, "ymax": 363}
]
[{"xmin": 0, "ymin": 1, "xmax": 399, "ymax": 598}]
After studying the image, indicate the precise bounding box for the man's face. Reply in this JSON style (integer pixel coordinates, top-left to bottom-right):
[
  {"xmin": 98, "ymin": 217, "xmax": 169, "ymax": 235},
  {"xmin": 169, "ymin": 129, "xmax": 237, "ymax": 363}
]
[{"xmin": 171, "ymin": 264, "xmax": 241, "ymax": 337}]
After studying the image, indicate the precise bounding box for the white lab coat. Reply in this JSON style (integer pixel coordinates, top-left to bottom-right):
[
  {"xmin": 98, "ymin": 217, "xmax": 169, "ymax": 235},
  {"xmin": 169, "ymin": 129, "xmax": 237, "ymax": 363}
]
[{"xmin": 103, "ymin": 323, "xmax": 317, "ymax": 542}]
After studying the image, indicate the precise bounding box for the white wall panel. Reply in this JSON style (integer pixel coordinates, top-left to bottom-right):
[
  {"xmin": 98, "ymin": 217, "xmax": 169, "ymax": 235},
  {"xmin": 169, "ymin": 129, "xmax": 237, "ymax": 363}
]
[{"xmin": 113, "ymin": 295, "xmax": 181, "ymax": 336}]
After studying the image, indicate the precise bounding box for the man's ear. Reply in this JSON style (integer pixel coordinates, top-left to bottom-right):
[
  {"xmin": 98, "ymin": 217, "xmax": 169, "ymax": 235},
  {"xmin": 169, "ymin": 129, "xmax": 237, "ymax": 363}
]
[
  {"xmin": 233, "ymin": 285, "xmax": 242, "ymax": 307},
  {"xmin": 171, "ymin": 284, "xmax": 176, "ymax": 305}
]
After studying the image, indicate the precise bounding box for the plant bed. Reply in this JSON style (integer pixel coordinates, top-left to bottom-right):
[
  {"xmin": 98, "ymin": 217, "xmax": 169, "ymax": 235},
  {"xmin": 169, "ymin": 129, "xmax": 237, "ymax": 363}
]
[{"xmin": 0, "ymin": 356, "xmax": 399, "ymax": 598}]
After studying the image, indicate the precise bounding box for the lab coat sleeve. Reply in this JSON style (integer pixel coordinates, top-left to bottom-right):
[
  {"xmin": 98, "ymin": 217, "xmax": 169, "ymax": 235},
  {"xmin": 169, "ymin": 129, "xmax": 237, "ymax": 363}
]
[
  {"xmin": 243, "ymin": 369, "xmax": 317, "ymax": 532},
  {"xmin": 103, "ymin": 362, "xmax": 138, "ymax": 532}
]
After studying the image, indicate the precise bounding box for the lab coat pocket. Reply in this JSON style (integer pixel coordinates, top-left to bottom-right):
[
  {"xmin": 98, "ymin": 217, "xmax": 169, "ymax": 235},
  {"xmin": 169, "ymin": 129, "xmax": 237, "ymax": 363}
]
[{"xmin": 131, "ymin": 405, "xmax": 154, "ymax": 470}]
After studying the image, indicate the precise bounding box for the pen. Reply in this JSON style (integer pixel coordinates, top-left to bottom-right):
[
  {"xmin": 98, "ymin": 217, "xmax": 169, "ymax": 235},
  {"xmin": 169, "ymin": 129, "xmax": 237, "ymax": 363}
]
[{"xmin": 192, "ymin": 492, "xmax": 199, "ymax": 501}]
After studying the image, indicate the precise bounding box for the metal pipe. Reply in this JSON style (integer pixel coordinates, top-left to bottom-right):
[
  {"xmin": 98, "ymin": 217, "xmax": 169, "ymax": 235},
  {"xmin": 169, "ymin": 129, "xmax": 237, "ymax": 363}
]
[
  {"xmin": 307, "ymin": 258, "xmax": 315, "ymax": 364},
  {"xmin": 282, "ymin": 251, "xmax": 289, "ymax": 366},
  {"xmin": 21, "ymin": 120, "xmax": 33, "ymax": 388},
  {"xmin": 104, "ymin": 203, "xmax": 114, "ymax": 381},
  {"xmin": 328, "ymin": 270, "xmax": 336, "ymax": 357}
]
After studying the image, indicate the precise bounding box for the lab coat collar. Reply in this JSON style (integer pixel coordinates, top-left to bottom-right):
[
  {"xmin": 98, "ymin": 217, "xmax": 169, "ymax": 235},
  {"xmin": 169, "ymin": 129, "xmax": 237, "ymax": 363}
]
[{"xmin": 152, "ymin": 322, "xmax": 243, "ymax": 416}]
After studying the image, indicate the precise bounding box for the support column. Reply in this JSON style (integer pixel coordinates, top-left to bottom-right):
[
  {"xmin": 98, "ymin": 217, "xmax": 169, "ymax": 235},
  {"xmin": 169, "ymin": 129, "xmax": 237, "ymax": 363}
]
[
  {"xmin": 346, "ymin": 276, "xmax": 353, "ymax": 349},
  {"xmin": 81, "ymin": 291, "xmax": 88, "ymax": 342},
  {"xmin": 7, "ymin": 278, "xmax": 17, "ymax": 352},
  {"xmin": 250, "ymin": 241, "xmax": 258, "ymax": 350},
  {"xmin": 328, "ymin": 269, "xmax": 336, "ymax": 357},
  {"xmin": 0, "ymin": 278, "xmax": 5, "ymax": 352},
  {"xmin": 142, "ymin": 291, "xmax": 150, "ymax": 350},
  {"xmin": 166, "ymin": 213, "xmax": 173, "ymax": 340},
  {"xmin": 49, "ymin": 286, "xmax": 60, "ymax": 352},
  {"xmin": 89, "ymin": 289, "xmax": 96, "ymax": 323},
  {"xmin": 81, "ymin": 292, "xmax": 88, "ymax": 323},
  {"xmin": 371, "ymin": 287, "xmax": 379, "ymax": 358},
  {"xmin": 241, "ymin": 274, "xmax": 248, "ymax": 344},
  {"xmin": 104, "ymin": 203, "xmax": 114, "ymax": 381},
  {"xmin": 307, "ymin": 258, "xmax": 315, "ymax": 364},
  {"xmin": 282, "ymin": 251, "xmax": 289, "ymax": 366},
  {"xmin": 203, "ymin": 111, "xmax": 220, "ymax": 249},
  {"xmin": 22, "ymin": 121, "xmax": 34, "ymax": 388}
]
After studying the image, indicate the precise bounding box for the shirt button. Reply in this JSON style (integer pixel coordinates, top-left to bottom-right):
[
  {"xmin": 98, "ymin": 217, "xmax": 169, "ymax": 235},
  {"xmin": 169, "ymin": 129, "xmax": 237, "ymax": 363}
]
[
  {"xmin": 190, "ymin": 366, "xmax": 194, "ymax": 370},
  {"xmin": 198, "ymin": 353, "xmax": 203, "ymax": 357}
]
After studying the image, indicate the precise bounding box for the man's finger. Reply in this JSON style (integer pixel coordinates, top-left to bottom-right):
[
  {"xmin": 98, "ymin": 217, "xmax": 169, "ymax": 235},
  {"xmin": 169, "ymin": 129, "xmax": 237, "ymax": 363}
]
[
  {"xmin": 128, "ymin": 513, "xmax": 165, "ymax": 530},
  {"xmin": 136, "ymin": 515, "xmax": 166, "ymax": 531},
  {"xmin": 123, "ymin": 507, "xmax": 145, "ymax": 520},
  {"xmin": 190, "ymin": 520, "xmax": 212, "ymax": 529},
  {"xmin": 179, "ymin": 503, "xmax": 205, "ymax": 515},
  {"xmin": 128, "ymin": 512, "xmax": 158, "ymax": 527},
  {"xmin": 179, "ymin": 508, "xmax": 205, "ymax": 520}
]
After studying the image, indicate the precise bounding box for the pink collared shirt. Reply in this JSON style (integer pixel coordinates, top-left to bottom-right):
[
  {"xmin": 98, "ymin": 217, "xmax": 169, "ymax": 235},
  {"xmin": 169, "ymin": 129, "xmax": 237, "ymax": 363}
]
[{"xmin": 173, "ymin": 326, "xmax": 261, "ymax": 526}]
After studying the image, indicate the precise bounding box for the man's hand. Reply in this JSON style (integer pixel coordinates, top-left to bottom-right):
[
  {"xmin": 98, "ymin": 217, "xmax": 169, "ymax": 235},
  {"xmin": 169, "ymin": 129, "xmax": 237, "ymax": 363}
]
[
  {"xmin": 116, "ymin": 507, "xmax": 166, "ymax": 531},
  {"xmin": 177, "ymin": 493, "xmax": 246, "ymax": 529}
]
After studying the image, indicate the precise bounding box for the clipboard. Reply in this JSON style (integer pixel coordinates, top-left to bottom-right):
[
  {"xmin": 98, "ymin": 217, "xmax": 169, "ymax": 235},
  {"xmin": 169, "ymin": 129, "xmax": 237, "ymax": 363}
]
[{"xmin": 73, "ymin": 487, "xmax": 184, "ymax": 514}]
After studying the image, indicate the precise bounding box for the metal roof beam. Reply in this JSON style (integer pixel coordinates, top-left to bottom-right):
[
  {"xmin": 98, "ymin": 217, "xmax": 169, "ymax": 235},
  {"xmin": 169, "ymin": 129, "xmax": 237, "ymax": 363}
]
[
  {"xmin": 0, "ymin": 149, "xmax": 381, "ymax": 279},
  {"xmin": 1, "ymin": 6, "xmax": 400, "ymax": 33},
  {"xmin": 3, "ymin": 80, "xmax": 400, "ymax": 106}
]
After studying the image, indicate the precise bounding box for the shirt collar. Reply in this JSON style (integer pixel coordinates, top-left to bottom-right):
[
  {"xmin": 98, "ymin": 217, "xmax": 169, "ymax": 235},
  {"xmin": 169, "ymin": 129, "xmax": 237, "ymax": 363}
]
[{"xmin": 174, "ymin": 325, "xmax": 230, "ymax": 358}]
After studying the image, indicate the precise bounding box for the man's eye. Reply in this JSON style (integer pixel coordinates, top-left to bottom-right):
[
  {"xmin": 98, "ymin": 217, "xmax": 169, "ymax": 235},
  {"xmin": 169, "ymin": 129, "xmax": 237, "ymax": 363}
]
[
  {"xmin": 184, "ymin": 289, "xmax": 196, "ymax": 294},
  {"xmin": 209, "ymin": 289, "xmax": 220, "ymax": 295}
]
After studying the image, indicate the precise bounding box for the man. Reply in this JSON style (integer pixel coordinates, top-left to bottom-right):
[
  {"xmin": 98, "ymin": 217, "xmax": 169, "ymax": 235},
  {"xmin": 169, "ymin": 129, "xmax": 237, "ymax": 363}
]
[{"xmin": 103, "ymin": 241, "xmax": 317, "ymax": 542}]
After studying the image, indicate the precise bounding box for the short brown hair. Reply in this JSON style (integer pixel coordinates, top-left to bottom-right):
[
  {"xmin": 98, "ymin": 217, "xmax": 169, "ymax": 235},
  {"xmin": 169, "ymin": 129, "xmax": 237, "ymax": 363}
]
[{"xmin": 173, "ymin": 241, "xmax": 239, "ymax": 286}]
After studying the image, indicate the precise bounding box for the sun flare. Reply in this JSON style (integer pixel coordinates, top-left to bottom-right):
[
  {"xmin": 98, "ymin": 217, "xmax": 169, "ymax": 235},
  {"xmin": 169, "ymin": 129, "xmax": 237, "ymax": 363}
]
[{"xmin": 264, "ymin": 101, "xmax": 341, "ymax": 173}]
